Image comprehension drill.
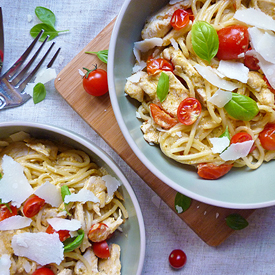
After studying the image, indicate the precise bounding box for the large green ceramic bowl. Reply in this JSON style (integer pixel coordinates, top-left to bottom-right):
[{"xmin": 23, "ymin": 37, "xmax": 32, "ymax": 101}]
[
  {"xmin": 0, "ymin": 121, "xmax": 145, "ymax": 275},
  {"xmin": 108, "ymin": 0, "xmax": 275, "ymax": 209}
]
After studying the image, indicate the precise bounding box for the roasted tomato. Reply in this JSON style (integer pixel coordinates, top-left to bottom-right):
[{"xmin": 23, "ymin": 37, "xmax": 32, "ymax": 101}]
[
  {"xmin": 147, "ymin": 58, "xmax": 174, "ymax": 75},
  {"xmin": 23, "ymin": 194, "xmax": 45, "ymax": 218},
  {"xmin": 177, "ymin": 97, "xmax": 201, "ymax": 126},
  {"xmin": 32, "ymin": 267, "xmax": 55, "ymax": 275},
  {"xmin": 244, "ymin": 49, "xmax": 260, "ymax": 71},
  {"xmin": 170, "ymin": 9, "xmax": 190, "ymax": 30},
  {"xmin": 46, "ymin": 224, "xmax": 71, "ymax": 242},
  {"xmin": 92, "ymin": 240, "xmax": 110, "ymax": 259},
  {"xmin": 197, "ymin": 163, "xmax": 233, "ymax": 180},
  {"xmin": 0, "ymin": 203, "xmax": 17, "ymax": 222},
  {"xmin": 231, "ymin": 132, "xmax": 256, "ymax": 153},
  {"xmin": 259, "ymin": 124, "xmax": 275, "ymax": 151}
]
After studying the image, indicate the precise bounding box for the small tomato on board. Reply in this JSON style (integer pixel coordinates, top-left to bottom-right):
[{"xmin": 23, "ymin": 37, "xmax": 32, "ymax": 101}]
[
  {"xmin": 169, "ymin": 249, "xmax": 187, "ymax": 269},
  {"xmin": 92, "ymin": 240, "xmax": 110, "ymax": 259},
  {"xmin": 23, "ymin": 194, "xmax": 45, "ymax": 218},
  {"xmin": 147, "ymin": 58, "xmax": 174, "ymax": 75},
  {"xmin": 32, "ymin": 267, "xmax": 55, "ymax": 275},
  {"xmin": 82, "ymin": 65, "xmax": 108, "ymax": 96},
  {"xmin": 177, "ymin": 97, "xmax": 201, "ymax": 126},
  {"xmin": 0, "ymin": 204, "xmax": 17, "ymax": 222},
  {"xmin": 197, "ymin": 163, "xmax": 233, "ymax": 180},
  {"xmin": 231, "ymin": 132, "xmax": 256, "ymax": 153},
  {"xmin": 216, "ymin": 25, "xmax": 249, "ymax": 60},
  {"xmin": 259, "ymin": 124, "xmax": 275, "ymax": 151},
  {"xmin": 46, "ymin": 224, "xmax": 71, "ymax": 242},
  {"xmin": 170, "ymin": 9, "xmax": 190, "ymax": 30}
]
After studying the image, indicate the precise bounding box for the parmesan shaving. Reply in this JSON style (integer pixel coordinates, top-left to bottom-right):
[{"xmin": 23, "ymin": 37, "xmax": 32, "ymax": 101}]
[
  {"xmin": 47, "ymin": 218, "xmax": 81, "ymax": 231},
  {"xmin": 127, "ymin": 71, "xmax": 147, "ymax": 83},
  {"xmin": 209, "ymin": 136, "xmax": 230, "ymax": 154},
  {"xmin": 9, "ymin": 131, "xmax": 31, "ymax": 142},
  {"xmin": 134, "ymin": 37, "xmax": 163, "ymax": 52},
  {"xmin": 0, "ymin": 216, "xmax": 32, "ymax": 231},
  {"xmin": 64, "ymin": 189, "xmax": 100, "ymax": 204},
  {"xmin": 208, "ymin": 89, "xmax": 232, "ymax": 108},
  {"xmin": 102, "ymin": 175, "xmax": 122, "ymax": 197},
  {"xmin": 132, "ymin": 61, "xmax": 147, "ymax": 73},
  {"xmin": 0, "ymin": 254, "xmax": 11, "ymax": 275}
]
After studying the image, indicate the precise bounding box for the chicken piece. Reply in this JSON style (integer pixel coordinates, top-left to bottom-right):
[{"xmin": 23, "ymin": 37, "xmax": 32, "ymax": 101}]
[
  {"xmin": 98, "ymin": 244, "xmax": 121, "ymax": 275},
  {"xmin": 57, "ymin": 269, "xmax": 73, "ymax": 275},
  {"xmin": 141, "ymin": 120, "xmax": 160, "ymax": 144},
  {"xmin": 0, "ymin": 142, "xmax": 31, "ymax": 161},
  {"xmin": 141, "ymin": 1, "xmax": 192, "ymax": 39},
  {"xmin": 125, "ymin": 80, "xmax": 144, "ymax": 102},
  {"xmin": 102, "ymin": 211, "xmax": 124, "ymax": 235},
  {"xmin": 74, "ymin": 248, "xmax": 99, "ymax": 275}
]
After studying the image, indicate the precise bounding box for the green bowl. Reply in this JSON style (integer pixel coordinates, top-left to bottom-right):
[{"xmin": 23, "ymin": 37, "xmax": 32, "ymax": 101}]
[
  {"xmin": 108, "ymin": 0, "xmax": 275, "ymax": 209},
  {"xmin": 0, "ymin": 121, "xmax": 145, "ymax": 275}
]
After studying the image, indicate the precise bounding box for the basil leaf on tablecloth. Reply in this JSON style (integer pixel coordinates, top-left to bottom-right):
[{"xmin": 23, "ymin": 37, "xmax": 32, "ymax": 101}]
[
  {"xmin": 33, "ymin": 82, "xmax": 46, "ymax": 104},
  {"xmin": 226, "ymin": 213, "xmax": 249, "ymax": 230},
  {"xmin": 174, "ymin": 192, "xmax": 191, "ymax": 214},
  {"xmin": 157, "ymin": 72, "xmax": 169, "ymax": 102},
  {"xmin": 85, "ymin": 50, "xmax": 108, "ymax": 64},
  {"xmin": 35, "ymin": 6, "xmax": 56, "ymax": 27}
]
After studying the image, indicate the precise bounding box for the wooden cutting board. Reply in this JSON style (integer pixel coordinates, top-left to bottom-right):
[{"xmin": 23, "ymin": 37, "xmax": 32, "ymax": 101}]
[{"xmin": 54, "ymin": 19, "xmax": 255, "ymax": 246}]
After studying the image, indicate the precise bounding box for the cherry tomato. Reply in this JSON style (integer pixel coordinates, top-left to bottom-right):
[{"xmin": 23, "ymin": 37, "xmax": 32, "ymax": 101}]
[
  {"xmin": 186, "ymin": 8, "xmax": 194, "ymax": 21},
  {"xmin": 244, "ymin": 49, "xmax": 260, "ymax": 71},
  {"xmin": 197, "ymin": 163, "xmax": 233, "ymax": 180},
  {"xmin": 82, "ymin": 65, "xmax": 108, "ymax": 96},
  {"xmin": 32, "ymin": 267, "xmax": 54, "ymax": 275},
  {"xmin": 177, "ymin": 97, "xmax": 201, "ymax": 126},
  {"xmin": 23, "ymin": 194, "xmax": 45, "ymax": 218},
  {"xmin": 263, "ymin": 76, "xmax": 275, "ymax": 94},
  {"xmin": 88, "ymin": 223, "xmax": 111, "ymax": 242},
  {"xmin": 46, "ymin": 224, "xmax": 70, "ymax": 242},
  {"xmin": 93, "ymin": 240, "xmax": 110, "ymax": 259},
  {"xmin": 216, "ymin": 26, "xmax": 249, "ymax": 60},
  {"xmin": 147, "ymin": 58, "xmax": 174, "ymax": 75},
  {"xmin": 150, "ymin": 103, "xmax": 178, "ymax": 129},
  {"xmin": 169, "ymin": 249, "xmax": 187, "ymax": 269},
  {"xmin": 231, "ymin": 132, "xmax": 256, "ymax": 153},
  {"xmin": 0, "ymin": 203, "xmax": 17, "ymax": 222},
  {"xmin": 170, "ymin": 9, "xmax": 190, "ymax": 30},
  {"xmin": 259, "ymin": 124, "xmax": 275, "ymax": 151}
]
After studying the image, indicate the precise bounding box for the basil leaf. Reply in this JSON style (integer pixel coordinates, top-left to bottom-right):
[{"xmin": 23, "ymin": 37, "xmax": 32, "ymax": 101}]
[
  {"xmin": 35, "ymin": 6, "xmax": 56, "ymax": 27},
  {"xmin": 63, "ymin": 229, "xmax": 84, "ymax": 252},
  {"xmin": 61, "ymin": 185, "xmax": 71, "ymax": 205},
  {"xmin": 85, "ymin": 50, "xmax": 108, "ymax": 64},
  {"xmin": 224, "ymin": 93, "xmax": 259, "ymax": 121},
  {"xmin": 226, "ymin": 213, "xmax": 249, "ymax": 230},
  {"xmin": 30, "ymin": 23, "xmax": 69, "ymax": 42},
  {"xmin": 219, "ymin": 126, "xmax": 230, "ymax": 140},
  {"xmin": 157, "ymin": 72, "xmax": 169, "ymax": 102},
  {"xmin": 191, "ymin": 21, "xmax": 219, "ymax": 63},
  {"xmin": 174, "ymin": 192, "xmax": 191, "ymax": 214},
  {"xmin": 33, "ymin": 82, "xmax": 46, "ymax": 104}
]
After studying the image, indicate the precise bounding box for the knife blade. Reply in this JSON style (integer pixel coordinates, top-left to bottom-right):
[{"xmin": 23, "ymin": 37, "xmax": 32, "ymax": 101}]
[{"xmin": 0, "ymin": 7, "xmax": 4, "ymax": 75}]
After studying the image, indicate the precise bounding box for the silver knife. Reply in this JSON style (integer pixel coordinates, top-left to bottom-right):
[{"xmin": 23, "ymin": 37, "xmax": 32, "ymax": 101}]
[{"xmin": 0, "ymin": 7, "xmax": 4, "ymax": 75}]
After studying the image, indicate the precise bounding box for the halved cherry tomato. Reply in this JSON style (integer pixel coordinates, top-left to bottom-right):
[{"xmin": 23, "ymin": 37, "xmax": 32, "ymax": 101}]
[
  {"xmin": 46, "ymin": 224, "xmax": 71, "ymax": 242},
  {"xmin": 263, "ymin": 76, "xmax": 275, "ymax": 94},
  {"xmin": 244, "ymin": 49, "xmax": 260, "ymax": 71},
  {"xmin": 186, "ymin": 8, "xmax": 194, "ymax": 21},
  {"xmin": 170, "ymin": 9, "xmax": 190, "ymax": 30},
  {"xmin": 216, "ymin": 26, "xmax": 249, "ymax": 60},
  {"xmin": 93, "ymin": 240, "xmax": 110, "ymax": 259},
  {"xmin": 150, "ymin": 103, "xmax": 178, "ymax": 129},
  {"xmin": 32, "ymin": 267, "xmax": 55, "ymax": 275},
  {"xmin": 88, "ymin": 223, "xmax": 111, "ymax": 242},
  {"xmin": 23, "ymin": 194, "xmax": 45, "ymax": 218},
  {"xmin": 231, "ymin": 132, "xmax": 256, "ymax": 153},
  {"xmin": 147, "ymin": 58, "xmax": 174, "ymax": 75},
  {"xmin": 82, "ymin": 65, "xmax": 108, "ymax": 96},
  {"xmin": 177, "ymin": 97, "xmax": 201, "ymax": 126},
  {"xmin": 0, "ymin": 203, "xmax": 17, "ymax": 222},
  {"xmin": 197, "ymin": 163, "xmax": 233, "ymax": 180},
  {"xmin": 259, "ymin": 124, "xmax": 275, "ymax": 151},
  {"xmin": 169, "ymin": 249, "xmax": 187, "ymax": 269}
]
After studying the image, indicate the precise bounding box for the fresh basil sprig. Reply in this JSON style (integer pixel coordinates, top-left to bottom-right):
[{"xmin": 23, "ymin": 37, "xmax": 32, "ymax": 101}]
[
  {"xmin": 191, "ymin": 21, "xmax": 219, "ymax": 63},
  {"xmin": 226, "ymin": 213, "xmax": 249, "ymax": 230},
  {"xmin": 33, "ymin": 82, "xmax": 46, "ymax": 104},
  {"xmin": 63, "ymin": 229, "xmax": 85, "ymax": 252},
  {"xmin": 174, "ymin": 192, "xmax": 191, "ymax": 214},
  {"xmin": 35, "ymin": 6, "xmax": 56, "ymax": 27},
  {"xmin": 219, "ymin": 126, "xmax": 230, "ymax": 139},
  {"xmin": 85, "ymin": 50, "xmax": 108, "ymax": 64},
  {"xmin": 157, "ymin": 72, "xmax": 169, "ymax": 102},
  {"xmin": 224, "ymin": 93, "xmax": 259, "ymax": 121}
]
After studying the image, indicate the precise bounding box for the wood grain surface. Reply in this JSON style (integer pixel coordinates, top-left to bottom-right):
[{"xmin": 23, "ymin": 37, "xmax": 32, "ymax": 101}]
[{"xmin": 54, "ymin": 19, "xmax": 255, "ymax": 247}]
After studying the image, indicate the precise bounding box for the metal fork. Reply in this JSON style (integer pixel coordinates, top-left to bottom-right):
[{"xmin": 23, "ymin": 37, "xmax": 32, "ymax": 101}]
[{"xmin": 0, "ymin": 30, "xmax": 60, "ymax": 110}]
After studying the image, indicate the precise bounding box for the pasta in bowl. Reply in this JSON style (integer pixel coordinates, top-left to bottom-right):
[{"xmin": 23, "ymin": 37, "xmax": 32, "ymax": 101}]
[
  {"xmin": 108, "ymin": 0, "xmax": 275, "ymax": 208},
  {"xmin": 0, "ymin": 121, "xmax": 145, "ymax": 275}
]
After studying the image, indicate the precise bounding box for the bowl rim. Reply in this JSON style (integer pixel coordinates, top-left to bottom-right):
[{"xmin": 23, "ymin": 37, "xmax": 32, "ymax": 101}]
[
  {"xmin": 0, "ymin": 120, "xmax": 146, "ymax": 275},
  {"xmin": 108, "ymin": 0, "xmax": 275, "ymax": 210}
]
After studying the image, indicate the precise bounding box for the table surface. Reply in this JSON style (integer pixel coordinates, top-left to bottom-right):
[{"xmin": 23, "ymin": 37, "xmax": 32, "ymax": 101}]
[{"xmin": 1, "ymin": 1, "xmax": 275, "ymax": 274}]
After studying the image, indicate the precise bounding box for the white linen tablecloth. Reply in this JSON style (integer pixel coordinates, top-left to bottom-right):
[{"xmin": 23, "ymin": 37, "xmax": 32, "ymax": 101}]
[{"xmin": 1, "ymin": 1, "xmax": 275, "ymax": 274}]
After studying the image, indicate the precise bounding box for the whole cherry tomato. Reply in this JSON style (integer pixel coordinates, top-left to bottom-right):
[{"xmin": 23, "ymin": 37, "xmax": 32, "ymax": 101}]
[
  {"xmin": 170, "ymin": 9, "xmax": 190, "ymax": 30},
  {"xmin": 88, "ymin": 223, "xmax": 111, "ymax": 242},
  {"xmin": 169, "ymin": 249, "xmax": 187, "ymax": 269},
  {"xmin": 46, "ymin": 224, "xmax": 70, "ymax": 242},
  {"xmin": 231, "ymin": 132, "xmax": 256, "ymax": 153},
  {"xmin": 92, "ymin": 240, "xmax": 110, "ymax": 259},
  {"xmin": 197, "ymin": 163, "xmax": 233, "ymax": 180},
  {"xmin": 259, "ymin": 124, "xmax": 275, "ymax": 150},
  {"xmin": 23, "ymin": 194, "xmax": 45, "ymax": 218},
  {"xmin": 0, "ymin": 203, "xmax": 17, "ymax": 222},
  {"xmin": 147, "ymin": 58, "xmax": 174, "ymax": 75},
  {"xmin": 82, "ymin": 65, "xmax": 108, "ymax": 96},
  {"xmin": 244, "ymin": 49, "xmax": 260, "ymax": 71},
  {"xmin": 32, "ymin": 267, "xmax": 54, "ymax": 275},
  {"xmin": 216, "ymin": 26, "xmax": 249, "ymax": 60},
  {"xmin": 177, "ymin": 97, "xmax": 201, "ymax": 126},
  {"xmin": 150, "ymin": 103, "xmax": 177, "ymax": 130}
]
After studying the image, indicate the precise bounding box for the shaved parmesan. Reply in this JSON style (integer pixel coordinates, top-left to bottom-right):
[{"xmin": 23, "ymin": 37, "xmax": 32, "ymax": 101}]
[
  {"xmin": 132, "ymin": 61, "xmax": 146, "ymax": 73},
  {"xmin": 24, "ymin": 83, "xmax": 36, "ymax": 97},
  {"xmin": 257, "ymin": 54, "xmax": 275, "ymax": 89},
  {"xmin": 0, "ymin": 155, "xmax": 33, "ymax": 207},
  {"xmin": 208, "ymin": 89, "xmax": 232, "ymax": 108},
  {"xmin": 0, "ymin": 254, "xmax": 11, "ymax": 275},
  {"xmin": 217, "ymin": 60, "xmax": 249, "ymax": 83},
  {"xmin": 64, "ymin": 189, "xmax": 100, "ymax": 204},
  {"xmin": 194, "ymin": 64, "xmax": 239, "ymax": 91},
  {"xmin": 220, "ymin": 140, "xmax": 254, "ymax": 161},
  {"xmin": 0, "ymin": 216, "xmax": 32, "ymax": 231},
  {"xmin": 12, "ymin": 232, "xmax": 64, "ymax": 265},
  {"xmin": 169, "ymin": 0, "xmax": 182, "ymax": 4},
  {"xmin": 133, "ymin": 47, "xmax": 141, "ymax": 63},
  {"xmin": 34, "ymin": 68, "xmax": 57, "ymax": 84},
  {"xmin": 34, "ymin": 181, "xmax": 62, "ymax": 207},
  {"xmin": 234, "ymin": 8, "xmax": 275, "ymax": 32},
  {"xmin": 134, "ymin": 38, "xmax": 163, "ymax": 52},
  {"xmin": 127, "ymin": 71, "xmax": 147, "ymax": 83},
  {"xmin": 9, "ymin": 131, "xmax": 30, "ymax": 142},
  {"xmin": 209, "ymin": 136, "xmax": 230, "ymax": 154},
  {"xmin": 78, "ymin": 69, "xmax": 85, "ymax": 77},
  {"xmin": 47, "ymin": 218, "xmax": 81, "ymax": 231},
  {"xmin": 170, "ymin": 38, "xmax": 179, "ymax": 50},
  {"xmin": 102, "ymin": 175, "xmax": 122, "ymax": 197}
]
